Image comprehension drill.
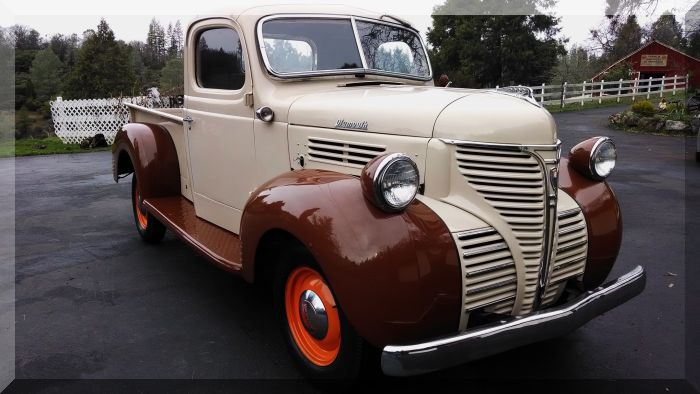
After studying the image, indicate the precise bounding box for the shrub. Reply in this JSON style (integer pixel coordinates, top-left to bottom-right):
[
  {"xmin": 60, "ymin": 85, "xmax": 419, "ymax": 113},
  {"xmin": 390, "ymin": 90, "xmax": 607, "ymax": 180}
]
[{"xmin": 631, "ymin": 100, "xmax": 654, "ymax": 115}]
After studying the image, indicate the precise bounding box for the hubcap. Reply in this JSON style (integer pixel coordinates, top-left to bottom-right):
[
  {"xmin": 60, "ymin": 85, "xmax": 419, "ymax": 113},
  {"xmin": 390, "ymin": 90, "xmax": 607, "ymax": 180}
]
[{"xmin": 299, "ymin": 290, "xmax": 328, "ymax": 340}]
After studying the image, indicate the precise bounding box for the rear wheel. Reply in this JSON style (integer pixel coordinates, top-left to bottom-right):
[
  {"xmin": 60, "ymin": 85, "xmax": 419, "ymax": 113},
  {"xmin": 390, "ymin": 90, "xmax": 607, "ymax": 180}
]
[
  {"xmin": 273, "ymin": 247, "xmax": 364, "ymax": 379},
  {"xmin": 131, "ymin": 175, "xmax": 166, "ymax": 243}
]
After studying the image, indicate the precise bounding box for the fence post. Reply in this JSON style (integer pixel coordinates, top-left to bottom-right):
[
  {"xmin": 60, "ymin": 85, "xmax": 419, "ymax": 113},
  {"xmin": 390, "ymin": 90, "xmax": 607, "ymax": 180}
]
[
  {"xmin": 660, "ymin": 75, "xmax": 665, "ymax": 98},
  {"xmin": 647, "ymin": 77, "xmax": 652, "ymax": 99},
  {"xmin": 632, "ymin": 78, "xmax": 638, "ymax": 101},
  {"xmin": 617, "ymin": 79, "xmax": 623, "ymax": 103},
  {"xmin": 581, "ymin": 81, "xmax": 586, "ymax": 106},
  {"xmin": 560, "ymin": 82, "xmax": 567, "ymax": 109},
  {"xmin": 599, "ymin": 80, "xmax": 604, "ymax": 104},
  {"xmin": 541, "ymin": 82, "xmax": 545, "ymax": 104},
  {"xmin": 686, "ymin": 74, "xmax": 690, "ymax": 95},
  {"xmin": 672, "ymin": 75, "xmax": 677, "ymax": 96}
]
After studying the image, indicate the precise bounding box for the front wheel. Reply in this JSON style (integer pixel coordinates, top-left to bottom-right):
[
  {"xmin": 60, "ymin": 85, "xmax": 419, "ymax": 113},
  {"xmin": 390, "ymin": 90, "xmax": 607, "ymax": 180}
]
[
  {"xmin": 273, "ymin": 248, "xmax": 364, "ymax": 379},
  {"xmin": 131, "ymin": 175, "xmax": 166, "ymax": 243}
]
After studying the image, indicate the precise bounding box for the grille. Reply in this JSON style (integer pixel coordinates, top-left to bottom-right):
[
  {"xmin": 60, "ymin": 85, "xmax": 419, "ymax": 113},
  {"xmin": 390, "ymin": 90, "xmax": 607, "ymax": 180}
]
[
  {"xmin": 541, "ymin": 208, "xmax": 588, "ymax": 305},
  {"xmin": 307, "ymin": 138, "xmax": 386, "ymax": 168},
  {"xmin": 455, "ymin": 145, "xmax": 545, "ymax": 312},
  {"xmin": 456, "ymin": 227, "xmax": 517, "ymax": 315}
]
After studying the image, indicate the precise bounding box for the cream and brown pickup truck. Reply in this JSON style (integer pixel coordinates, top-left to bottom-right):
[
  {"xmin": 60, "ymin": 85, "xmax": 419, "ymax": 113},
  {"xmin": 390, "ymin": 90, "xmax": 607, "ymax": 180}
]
[{"xmin": 112, "ymin": 5, "xmax": 646, "ymax": 378}]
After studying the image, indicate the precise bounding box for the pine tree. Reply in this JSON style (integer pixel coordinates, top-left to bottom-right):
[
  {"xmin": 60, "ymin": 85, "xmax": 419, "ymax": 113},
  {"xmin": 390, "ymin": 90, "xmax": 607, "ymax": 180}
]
[
  {"xmin": 66, "ymin": 19, "xmax": 135, "ymax": 98},
  {"xmin": 428, "ymin": 3, "xmax": 565, "ymax": 88},
  {"xmin": 650, "ymin": 13, "xmax": 684, "ymax": 48},
  {"xmin": 30, "ymin": 47, "xmax": 64, "ymax": 103}
]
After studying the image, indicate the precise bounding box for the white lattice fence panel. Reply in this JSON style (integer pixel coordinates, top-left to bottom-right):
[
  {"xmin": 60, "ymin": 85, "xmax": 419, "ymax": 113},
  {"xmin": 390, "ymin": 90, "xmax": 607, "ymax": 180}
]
[{"xmin": 50, "ymin": 97, "xmax": 176, "ymax": 144}]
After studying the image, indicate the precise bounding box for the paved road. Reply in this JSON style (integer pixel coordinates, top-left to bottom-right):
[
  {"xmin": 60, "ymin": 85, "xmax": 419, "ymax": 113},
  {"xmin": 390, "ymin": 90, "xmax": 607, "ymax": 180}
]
[{"xmin": 9, "ymin": 106, "xmax": 698, "ymax": 385}]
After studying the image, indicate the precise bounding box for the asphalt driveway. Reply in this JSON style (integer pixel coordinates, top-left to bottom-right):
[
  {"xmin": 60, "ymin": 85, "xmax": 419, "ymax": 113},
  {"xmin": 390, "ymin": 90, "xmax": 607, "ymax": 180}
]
[{"xmin": 7, "ymin": 105, "xmax": 699, "ymax": 388}]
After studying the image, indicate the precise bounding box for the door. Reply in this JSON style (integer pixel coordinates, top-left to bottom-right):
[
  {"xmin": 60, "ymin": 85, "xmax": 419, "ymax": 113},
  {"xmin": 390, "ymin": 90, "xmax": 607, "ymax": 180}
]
[{"xmin": 185, "ymin": 19, "xmax": 255, "ymax": 234}]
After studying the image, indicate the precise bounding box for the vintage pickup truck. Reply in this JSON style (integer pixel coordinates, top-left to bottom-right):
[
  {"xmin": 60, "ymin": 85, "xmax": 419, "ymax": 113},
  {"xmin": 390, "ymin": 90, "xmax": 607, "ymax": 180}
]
[{"xmin": 112, "ymin": 5, "xmax": 646, "ymax": 378}]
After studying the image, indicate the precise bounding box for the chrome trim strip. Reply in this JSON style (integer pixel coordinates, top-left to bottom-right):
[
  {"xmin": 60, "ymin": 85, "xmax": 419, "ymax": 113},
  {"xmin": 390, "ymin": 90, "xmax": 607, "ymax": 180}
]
[
  {"xmin": 558, "ymin": 208, "xmax": 581, "ymax": 219},
  {"xmin": 558, "ymin": 223, "xmax": 586, "ymax": 236},
  {"xmin": 440, "ymin": 139, "xmax": 562, "ymax": 153},
  {"xmin": 381, "ymin": 266, "xmax": 646, "ymax": 376},
  {"xmin": 556, "ymin": 239, "xmax": 587, "ymax": 253},
  {"xmin": 465, "ymin": 261, "xmax": 515, "ymax": 277},
  {"xmin": 256, "ymin": 14, "xmax": 432, "ymax": 81},
  {"xmin": 466, "ymin": 278, "xmax": 517, "ymax": 295},
  {"xmin": 462, "ymin": 242, "xmax": 508, "ymax": 257},
  {"xmin": 456, "ymin": 227, "xmax": 497, "ymax": 239}
]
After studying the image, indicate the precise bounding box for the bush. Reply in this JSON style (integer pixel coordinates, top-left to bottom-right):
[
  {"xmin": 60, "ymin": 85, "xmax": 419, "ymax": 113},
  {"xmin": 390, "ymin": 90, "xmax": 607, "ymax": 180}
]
[{"xmin": 632, "ymin": 100, "xmax": 654, "ymax": 115}]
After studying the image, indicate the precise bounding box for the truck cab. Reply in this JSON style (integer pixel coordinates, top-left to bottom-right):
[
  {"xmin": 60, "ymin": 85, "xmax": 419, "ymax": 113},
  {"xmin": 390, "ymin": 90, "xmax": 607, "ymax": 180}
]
[{"xmin": 112, "ymin": 5, "xmax": 646, "ymax": 378}]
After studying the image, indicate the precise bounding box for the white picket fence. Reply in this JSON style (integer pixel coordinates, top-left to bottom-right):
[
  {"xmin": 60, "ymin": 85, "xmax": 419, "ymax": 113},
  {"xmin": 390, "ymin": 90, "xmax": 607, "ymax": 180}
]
[
  {"xmin": 526, "ymin": 74, "xmax": 689, "ymax": 107},
  {"xmin": 50, "ymin": 96, "xmax": 179, "ymax": 144}
]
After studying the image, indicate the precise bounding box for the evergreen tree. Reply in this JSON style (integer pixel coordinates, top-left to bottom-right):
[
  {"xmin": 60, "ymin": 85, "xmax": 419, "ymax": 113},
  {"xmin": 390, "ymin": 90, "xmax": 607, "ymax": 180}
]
[
  {"xmin": 159, "ymin": 57, "xmax": 184, "ymax": 95},
  {"xmin": 66, "ymin": 19, "xmax": 135, "ymax": 98},
  {"xmin": 428, "ymin": 2, "xmax": 565, "ymax": 88},
  {"xmin": 0, "ymin": 27, "xmax": 14, "ymax": 114},
  {"xmin": 650, "ymin": 13, "xmax": 684, "ymax": 48},
  {"xmin": 30, "ymin": 47, "xmax": 64, "ymax": 104},
  {"xmin": 48, "ymin": 33, "xmax": 80, "ymax": 68},
  {"xmin": 145, "ymin": 18, "xmax": 166, "ymax": 69}
]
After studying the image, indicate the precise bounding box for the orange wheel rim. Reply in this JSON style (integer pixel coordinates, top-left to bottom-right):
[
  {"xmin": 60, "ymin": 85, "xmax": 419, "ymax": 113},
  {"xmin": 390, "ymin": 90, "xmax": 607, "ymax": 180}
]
[
  {"xmin": 285, "ymin": 266, "xmax": 341, "ymax": 366},
  {"xmin": 134, "ymin": 184, "xmax": 148, "ymax": 230}
]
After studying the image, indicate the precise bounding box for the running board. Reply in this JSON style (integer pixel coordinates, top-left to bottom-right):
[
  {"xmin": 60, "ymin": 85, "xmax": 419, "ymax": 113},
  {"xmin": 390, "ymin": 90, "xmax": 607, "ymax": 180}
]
[{"xmin": 143, "ymin": 196, "xmax": 242, "ymax": 273}]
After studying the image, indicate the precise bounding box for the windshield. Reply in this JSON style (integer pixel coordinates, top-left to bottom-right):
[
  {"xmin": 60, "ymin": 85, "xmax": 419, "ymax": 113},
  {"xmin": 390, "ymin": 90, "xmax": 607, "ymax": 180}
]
[{"xmin": 259, "ymin": 17, "xmax": 431, "ymax": 80}]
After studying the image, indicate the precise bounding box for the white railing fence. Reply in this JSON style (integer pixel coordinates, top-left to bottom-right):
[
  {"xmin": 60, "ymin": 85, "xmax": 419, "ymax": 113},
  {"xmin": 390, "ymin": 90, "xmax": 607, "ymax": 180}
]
[
  {"xmin": 50, "ymin": 96, "xmax": 181, "ymax": 144},
  {"xmin": 526, "ymin": 74, "xmax": 689, "ymax": 107}
]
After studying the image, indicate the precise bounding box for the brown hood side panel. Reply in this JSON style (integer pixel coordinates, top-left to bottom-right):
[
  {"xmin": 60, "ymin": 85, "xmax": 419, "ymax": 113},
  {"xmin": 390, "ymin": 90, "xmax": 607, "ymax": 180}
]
[
  {"xmin": 559, "ymin": 158, "xmax": 623, "ymax": 289},
  {"xmin": 240, "ymin": 169, "xmax": 461, "ymax": 347},
  {"xmin": 112, "ymin": 123, "xmax": 181, "ymax": 198}
]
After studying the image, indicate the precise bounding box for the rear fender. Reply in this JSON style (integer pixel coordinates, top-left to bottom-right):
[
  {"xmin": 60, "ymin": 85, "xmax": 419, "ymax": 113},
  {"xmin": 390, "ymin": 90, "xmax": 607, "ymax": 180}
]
[{"xmin": 112, "ymin": 123, "xmax": 180, "ymax": 198}]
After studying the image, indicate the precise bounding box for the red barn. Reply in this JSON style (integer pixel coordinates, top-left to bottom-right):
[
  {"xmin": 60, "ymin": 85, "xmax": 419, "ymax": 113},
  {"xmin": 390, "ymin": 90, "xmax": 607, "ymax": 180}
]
[{"xmin": 591, "ymin": 40, "xmax": 700, "ymax": 89}]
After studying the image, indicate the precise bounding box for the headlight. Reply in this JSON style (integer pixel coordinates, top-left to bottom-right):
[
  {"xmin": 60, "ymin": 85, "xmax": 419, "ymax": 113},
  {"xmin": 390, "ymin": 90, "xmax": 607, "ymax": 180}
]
[
  {"xmin": 590, "ymin": 138, "xmax": 617, "ymax": 179},
  {"xmin": 361, "ymin": 153, "xmax": 419, "ymax": 212},
  {"xmin": 569, "ymin": 137, "xmax": 617, "ymax": 181}
]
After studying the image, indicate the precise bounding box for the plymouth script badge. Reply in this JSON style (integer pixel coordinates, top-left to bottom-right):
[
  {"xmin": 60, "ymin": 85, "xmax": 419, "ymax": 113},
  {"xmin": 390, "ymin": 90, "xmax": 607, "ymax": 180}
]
[{"xmin": 335, "ymin": 119, "xmax": 368, "ymax": 131}]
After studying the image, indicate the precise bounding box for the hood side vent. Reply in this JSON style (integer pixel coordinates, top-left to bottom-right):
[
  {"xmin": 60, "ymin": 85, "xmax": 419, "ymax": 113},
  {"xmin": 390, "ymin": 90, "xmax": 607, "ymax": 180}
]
[{"xmin": 307, "ymin": 138, "xmax": 386, "ymax": 168}]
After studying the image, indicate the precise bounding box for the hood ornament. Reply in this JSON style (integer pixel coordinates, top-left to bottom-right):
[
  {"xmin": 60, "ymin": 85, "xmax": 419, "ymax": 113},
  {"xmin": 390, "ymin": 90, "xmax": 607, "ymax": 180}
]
[{"xmin": 335, "ymin": 119, "xmax": 368, "ymax": 131}]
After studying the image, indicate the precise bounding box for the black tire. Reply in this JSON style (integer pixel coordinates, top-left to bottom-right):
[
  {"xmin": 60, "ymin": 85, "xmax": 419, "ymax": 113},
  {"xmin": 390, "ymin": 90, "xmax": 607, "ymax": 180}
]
[
  {"xmin": 273, "ymin": 245, "xmax": 364, "ymax": 380},
  {"xmin": 131, "ymin": 175, "xmax": 166, "ymax": 243}
]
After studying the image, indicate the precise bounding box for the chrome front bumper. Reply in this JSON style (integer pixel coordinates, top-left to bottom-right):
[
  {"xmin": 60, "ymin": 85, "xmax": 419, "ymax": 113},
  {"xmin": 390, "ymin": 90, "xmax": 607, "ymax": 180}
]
[{"xmin": 381, "ymin": 265, "xmax": 646, "ymax": 377}]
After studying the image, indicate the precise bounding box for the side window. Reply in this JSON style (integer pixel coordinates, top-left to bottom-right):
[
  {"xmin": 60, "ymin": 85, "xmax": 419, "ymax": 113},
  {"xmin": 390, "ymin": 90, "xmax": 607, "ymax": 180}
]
[{"xmin": 196, "ymin": 27, "xmax": 245, "ymax": 90}]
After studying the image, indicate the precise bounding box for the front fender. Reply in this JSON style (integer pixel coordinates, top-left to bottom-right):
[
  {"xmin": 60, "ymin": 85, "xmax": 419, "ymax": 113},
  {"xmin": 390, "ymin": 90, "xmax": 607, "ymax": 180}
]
[
  {"xmin": 240, "ymin": 169, "xmax": 462, "ymax": 347},
  {"xmin": 559, "ymin": 158, "xmax": 623, "ymax": 289},
  {"xmin": 112, "ymin": 123, "xmax": 180, "ymax": 198}
]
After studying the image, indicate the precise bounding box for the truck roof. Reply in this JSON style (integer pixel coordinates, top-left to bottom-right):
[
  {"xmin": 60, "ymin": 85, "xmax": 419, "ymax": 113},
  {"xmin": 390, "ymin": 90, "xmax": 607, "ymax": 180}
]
[{"xmin": 190, "ymin": 4, "xmax": 410, "ymax": 28}]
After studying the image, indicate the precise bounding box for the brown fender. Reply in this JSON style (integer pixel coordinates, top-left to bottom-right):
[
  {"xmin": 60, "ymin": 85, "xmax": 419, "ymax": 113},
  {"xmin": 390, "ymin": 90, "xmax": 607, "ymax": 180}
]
[
  {"xmin": 559, "ymin": 157, "xmax": 622, "ymax": 289},
  {"xmin": 112, "ymin": 123, "xmax": 180, "ymax": 198},
  {"xmin": 240, "ymin": 169, "xmax": 462, "ymax": 347}
]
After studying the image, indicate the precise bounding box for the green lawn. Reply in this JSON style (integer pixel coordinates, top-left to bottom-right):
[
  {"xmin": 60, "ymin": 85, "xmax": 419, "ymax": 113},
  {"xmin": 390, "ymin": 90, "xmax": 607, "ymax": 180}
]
[{"xmin": 0, "ymin": 136, "xmax": 111, "ymax": 158}]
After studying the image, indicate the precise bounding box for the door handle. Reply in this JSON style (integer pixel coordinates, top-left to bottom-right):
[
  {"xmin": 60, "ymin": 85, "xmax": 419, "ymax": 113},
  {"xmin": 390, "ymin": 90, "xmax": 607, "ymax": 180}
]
[{"xmin": 183, "ymin": 116, "xmax": 194, "ymax": 130}]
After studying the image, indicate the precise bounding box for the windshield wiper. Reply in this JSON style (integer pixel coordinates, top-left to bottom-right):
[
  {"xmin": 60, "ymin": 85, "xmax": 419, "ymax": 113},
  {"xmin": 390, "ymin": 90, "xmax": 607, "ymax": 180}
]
[{"xmin": 338, "ymin": 81, "xmax": 406, "ymax": 87}]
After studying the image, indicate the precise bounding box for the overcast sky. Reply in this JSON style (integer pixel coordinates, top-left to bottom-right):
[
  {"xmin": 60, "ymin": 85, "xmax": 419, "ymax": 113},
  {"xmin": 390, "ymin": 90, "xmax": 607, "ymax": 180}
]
[{"xmin": 0, "ymin": 0, "xmax": 696, "ymax": 49}]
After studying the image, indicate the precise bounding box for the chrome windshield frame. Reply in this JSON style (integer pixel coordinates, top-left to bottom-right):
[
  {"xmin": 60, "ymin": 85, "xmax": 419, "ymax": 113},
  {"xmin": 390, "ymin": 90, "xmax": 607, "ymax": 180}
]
[{"xmin": 256, "ymin": 14, "xmax": 433, "ymax": 81}]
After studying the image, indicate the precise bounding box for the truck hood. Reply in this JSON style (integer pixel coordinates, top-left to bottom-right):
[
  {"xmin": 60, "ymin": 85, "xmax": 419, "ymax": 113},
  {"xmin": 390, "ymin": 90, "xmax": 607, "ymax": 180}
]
[
  {"xmin": 288, "ymin": 85, "xmax": 472, "ymax": 138},
  {"xmin": 288, "ymin": 85, "xmax": 557, "ymax": 144}
]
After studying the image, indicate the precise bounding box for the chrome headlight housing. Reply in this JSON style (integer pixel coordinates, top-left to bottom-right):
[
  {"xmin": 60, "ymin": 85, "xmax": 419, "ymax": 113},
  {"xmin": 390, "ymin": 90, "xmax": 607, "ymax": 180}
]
[
  {"xmin": 570, "ymin": 136, "xmax": 617, "ymax": 181},
  {"xmin": 590, "ymin": 138, "xmax": 617, "ymax": 180},
  {"xmin": 361, "ymin": 153, "xmax": 419, "ymax": 213}
]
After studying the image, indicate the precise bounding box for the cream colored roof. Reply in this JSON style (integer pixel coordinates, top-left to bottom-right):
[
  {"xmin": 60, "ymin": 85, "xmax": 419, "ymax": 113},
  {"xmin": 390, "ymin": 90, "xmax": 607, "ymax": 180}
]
[{"xmin": 235, "ymin": 4, "xmax": 383, "ymax": 19}]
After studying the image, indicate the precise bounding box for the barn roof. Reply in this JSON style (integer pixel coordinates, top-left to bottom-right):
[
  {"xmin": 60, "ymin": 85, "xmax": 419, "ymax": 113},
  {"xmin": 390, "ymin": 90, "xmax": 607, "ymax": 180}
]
[{"xmin": 591, "ymin": 40, "xmax": 700, "ymax": 81}]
